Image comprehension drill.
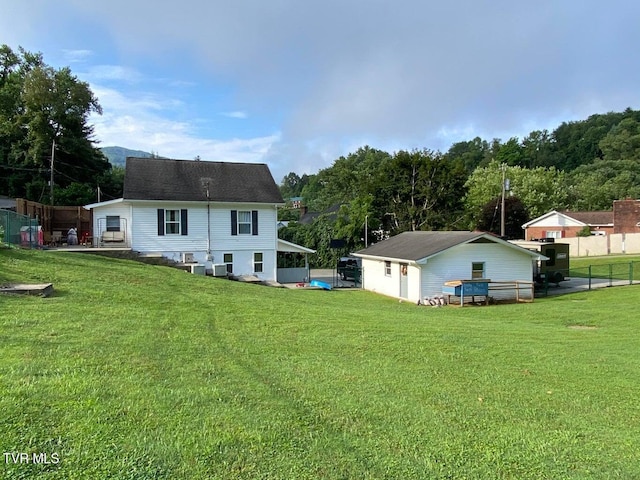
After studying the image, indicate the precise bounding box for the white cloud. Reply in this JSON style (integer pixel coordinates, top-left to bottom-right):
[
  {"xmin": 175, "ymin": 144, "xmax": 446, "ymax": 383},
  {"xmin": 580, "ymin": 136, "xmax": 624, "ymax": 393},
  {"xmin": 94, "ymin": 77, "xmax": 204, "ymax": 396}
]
[
  {"xmin": 220, "ymin": 111, "xmax": 248, "ymax": 119},
  {"xmin": 62, "ymin": 49, "xmax": 93, "ymax": 63},
  {"xmin": 6, "ymin": 0, "xmax": 640, "ymax": 178},
  {"xmin": 86, "ymin": 65, "xmax": 143, "ymax": 83},
  {"xmin": 90, "ymin": 85, "xmax": 277, "ymax": 164}
]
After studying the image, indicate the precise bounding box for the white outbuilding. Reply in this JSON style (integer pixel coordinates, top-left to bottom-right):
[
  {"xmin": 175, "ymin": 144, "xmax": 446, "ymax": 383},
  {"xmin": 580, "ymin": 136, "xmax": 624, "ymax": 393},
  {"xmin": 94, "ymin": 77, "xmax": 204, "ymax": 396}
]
[{"xmin": 352, "ymin": 231, "xmax": 544, "ymax": 303}]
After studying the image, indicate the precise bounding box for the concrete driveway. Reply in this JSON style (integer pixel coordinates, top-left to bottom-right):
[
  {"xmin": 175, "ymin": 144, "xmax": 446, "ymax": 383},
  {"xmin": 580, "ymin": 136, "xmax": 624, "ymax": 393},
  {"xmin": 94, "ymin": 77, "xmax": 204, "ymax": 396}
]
[{"xmin": 542, "ymin": 276, "xmax": 639, "ymax": 296}]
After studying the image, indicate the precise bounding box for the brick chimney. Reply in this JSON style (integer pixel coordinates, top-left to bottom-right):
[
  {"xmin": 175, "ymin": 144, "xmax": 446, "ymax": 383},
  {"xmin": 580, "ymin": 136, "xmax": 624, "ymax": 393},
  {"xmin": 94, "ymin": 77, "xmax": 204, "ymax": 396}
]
[{"xmin": 613, "ymin": 199, "xmax": 640, "ymax": 234}]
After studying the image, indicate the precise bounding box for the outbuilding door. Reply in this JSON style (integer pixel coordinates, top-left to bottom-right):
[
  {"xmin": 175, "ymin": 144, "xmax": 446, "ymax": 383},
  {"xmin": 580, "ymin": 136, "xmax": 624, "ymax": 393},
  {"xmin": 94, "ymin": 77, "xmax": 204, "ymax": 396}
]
[{"xmin": 399, "ymin": 263, "xmax": 408, "ymax": 298}]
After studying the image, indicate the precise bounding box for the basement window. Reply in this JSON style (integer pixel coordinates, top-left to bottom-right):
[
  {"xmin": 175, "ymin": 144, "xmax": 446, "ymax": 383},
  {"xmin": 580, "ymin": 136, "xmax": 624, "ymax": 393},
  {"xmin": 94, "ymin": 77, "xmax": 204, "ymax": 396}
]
[
  {"xmin": 254, "ymin": 252, "xmax": 263, "ymax": 273},
  {"xmin": 224, "ymin": 253, "xmax": 233, "ymax": 274}
]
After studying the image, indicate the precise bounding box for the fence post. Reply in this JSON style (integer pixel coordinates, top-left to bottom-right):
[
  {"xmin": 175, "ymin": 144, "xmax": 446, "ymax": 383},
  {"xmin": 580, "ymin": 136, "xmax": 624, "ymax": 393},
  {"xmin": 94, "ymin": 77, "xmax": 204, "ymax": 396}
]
[
  {"xmin": 609, "ymin": 263, "xmax": 613, "ymax": 287},
  {"xmin": 588, "ymin": 265, "xmax": 592, "ymax": 290}
]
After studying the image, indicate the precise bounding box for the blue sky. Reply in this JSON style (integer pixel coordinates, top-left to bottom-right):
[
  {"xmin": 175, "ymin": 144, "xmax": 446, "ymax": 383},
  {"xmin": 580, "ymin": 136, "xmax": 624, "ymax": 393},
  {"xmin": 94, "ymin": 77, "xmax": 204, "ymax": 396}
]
[{"xmin": 2, "ymin": 0, "xmax": 639, "ymax": 182}]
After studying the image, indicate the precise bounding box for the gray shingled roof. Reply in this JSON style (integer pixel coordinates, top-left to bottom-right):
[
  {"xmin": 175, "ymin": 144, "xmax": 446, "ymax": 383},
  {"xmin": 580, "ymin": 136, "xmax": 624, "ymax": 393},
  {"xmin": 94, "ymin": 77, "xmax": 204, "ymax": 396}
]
[
  {"xmin": 123, "ymin": 157, "xmax": 284, "ymax": 203},
  {"xmin": 354, "ymin": 231, "xmax": 488, "ymax": 261}
]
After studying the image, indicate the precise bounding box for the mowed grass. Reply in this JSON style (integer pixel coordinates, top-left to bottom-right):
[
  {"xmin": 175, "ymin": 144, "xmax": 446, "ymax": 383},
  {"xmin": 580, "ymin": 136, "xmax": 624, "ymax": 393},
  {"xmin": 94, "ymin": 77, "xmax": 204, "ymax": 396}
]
[
  {"xmin": 1, "ymin": 248, "xmax": 639, "ymax": 479},
  {"xmin": 570, "ymin": 255, "xmax": 640, "ymax": 281}
]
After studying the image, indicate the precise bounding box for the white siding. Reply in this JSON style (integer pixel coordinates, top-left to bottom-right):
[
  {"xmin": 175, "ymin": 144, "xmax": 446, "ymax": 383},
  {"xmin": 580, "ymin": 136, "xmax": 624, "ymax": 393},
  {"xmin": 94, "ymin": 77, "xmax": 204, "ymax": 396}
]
[
  {"xmin": 131, "ymin": 202, "xmax": 278, "ymax": 281},
  {"xmin": 420, "ymin": 243, "xmax": 533, "ymax": 300},
  {"xmin": 361, "ymin": 259, "xmax": 421, "ymax": 301},
  {"xmin": 532, "ymin": 213, "xmax": 584, "ymax": 228},
  {"xmin": 92, "ymin": 203, "xmax": 132, "ymax": 247}
]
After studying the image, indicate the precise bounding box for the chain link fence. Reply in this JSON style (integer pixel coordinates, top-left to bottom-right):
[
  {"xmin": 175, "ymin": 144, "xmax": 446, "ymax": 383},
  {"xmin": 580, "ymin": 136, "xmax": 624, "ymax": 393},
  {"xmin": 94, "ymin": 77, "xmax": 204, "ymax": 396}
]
[
  {"xmin": 0, "ymin": 209, "xmax": 42, "ymax": 248},
  {"xmin": 537, "ymin": 261, "xmax": 640, "ymax": 296}
]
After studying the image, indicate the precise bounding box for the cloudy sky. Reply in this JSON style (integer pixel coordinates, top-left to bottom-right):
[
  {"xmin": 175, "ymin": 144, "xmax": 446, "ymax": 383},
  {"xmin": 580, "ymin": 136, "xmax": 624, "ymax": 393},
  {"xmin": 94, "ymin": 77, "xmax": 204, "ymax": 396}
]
[{"xmin": 2, "ymin": 0, "xmax": 639, "ymax": 182}]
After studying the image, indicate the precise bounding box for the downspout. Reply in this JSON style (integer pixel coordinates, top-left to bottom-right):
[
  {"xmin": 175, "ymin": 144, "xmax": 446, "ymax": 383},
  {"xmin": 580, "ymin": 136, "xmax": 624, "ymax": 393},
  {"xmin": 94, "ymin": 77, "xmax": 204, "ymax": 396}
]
[
  {"xmin": 275, "ymin": 203, "xmax": 279, "ymax": 282},
  {"xmin": 205, "ymin": 182, "xmax": 212, "ymax": 262}
]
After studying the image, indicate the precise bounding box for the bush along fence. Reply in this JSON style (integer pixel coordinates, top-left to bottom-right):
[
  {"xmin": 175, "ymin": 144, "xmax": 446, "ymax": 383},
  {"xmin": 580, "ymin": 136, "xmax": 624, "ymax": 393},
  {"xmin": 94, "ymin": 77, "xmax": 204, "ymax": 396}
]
[
  {"xmin": 0, "ymin": 209, "xmax": 42, "ymax": 248},
  {"xmin": 537, "ymin": 261, "xmax": 640, "ymax": 296}
]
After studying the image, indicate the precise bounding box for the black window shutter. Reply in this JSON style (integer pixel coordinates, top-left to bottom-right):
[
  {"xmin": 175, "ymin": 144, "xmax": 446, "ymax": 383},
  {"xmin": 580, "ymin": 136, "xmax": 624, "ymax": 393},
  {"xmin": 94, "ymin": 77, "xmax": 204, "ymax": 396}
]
[
  {"xmin": 231, "ymin": 210, "xmax": 238, "ymax": 236},
  {"xmin": 181, "ymin": 209, "xmax": 188, "ymax": 236},
  {"xmin": 252, "ymin": 210, "xmax": 258, "ymax": 236},
  {"xmin": 157, "ymin": 209, "xmax": 165, "ymax": 236}
]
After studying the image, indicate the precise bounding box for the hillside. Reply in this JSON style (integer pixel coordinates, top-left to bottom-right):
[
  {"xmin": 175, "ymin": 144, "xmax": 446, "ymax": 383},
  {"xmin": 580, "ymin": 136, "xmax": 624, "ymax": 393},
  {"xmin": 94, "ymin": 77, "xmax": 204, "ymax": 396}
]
[
  {"xmin": 1, "ymin": 248, "xmax": 640, "ymax": 478},
  {"xmin": 100, "ymin": 146, "xmax": 155, "ymax": 167}
]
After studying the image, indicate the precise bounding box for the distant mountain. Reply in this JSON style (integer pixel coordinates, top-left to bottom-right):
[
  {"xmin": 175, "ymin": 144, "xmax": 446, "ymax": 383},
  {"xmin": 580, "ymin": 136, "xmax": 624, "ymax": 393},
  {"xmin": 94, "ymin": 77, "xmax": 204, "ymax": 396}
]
[{"xmin": 100, "ymin": 146, "xmax": 155, "ymax": 167}]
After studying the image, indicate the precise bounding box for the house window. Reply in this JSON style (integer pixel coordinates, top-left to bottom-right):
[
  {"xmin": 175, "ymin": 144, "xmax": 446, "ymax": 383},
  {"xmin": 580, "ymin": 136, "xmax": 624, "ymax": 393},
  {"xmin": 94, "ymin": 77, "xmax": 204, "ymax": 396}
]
[
  {"xmin": 231, "ymin": 210, "xmax": 258, "ymax": 236},
  {"xmin": 238, "ymin": 211, "xmax": 252, "ymax": 234},
  {"xmin": 472, "ymin": 262, "xmax": 485, "ymax": 279},
  {"xmin": 545, "ymin": 230, "xmax": 562, "ymax": 239},
  {"xmin": 165, "ymin": 209, "xmax": 181, "ymax": 234},
  {"xmin": 254, "ymin": 252, "xmax": 263, "ymax": 273},
  {"xmin": 157, "ymin": 209, "xmax": 188, "ymax": 236},
  {"xmin": 385, "ymin": 261, "xmax": 392, "ymax": 277},
  {"xmin": 224, "ymin": 253, "xmax": 233, "ymax": 274},
  {"xmin": 106, "ymin": 215, "xmax": 120, "ymax": 232}
]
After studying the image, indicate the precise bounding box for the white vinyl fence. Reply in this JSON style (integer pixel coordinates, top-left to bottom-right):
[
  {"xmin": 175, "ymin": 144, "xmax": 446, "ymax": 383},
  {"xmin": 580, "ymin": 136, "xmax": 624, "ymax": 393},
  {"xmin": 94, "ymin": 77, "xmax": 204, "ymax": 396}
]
[{"xmin": 564, "ymin": 233, "xmax": 640, "ymax": 257}]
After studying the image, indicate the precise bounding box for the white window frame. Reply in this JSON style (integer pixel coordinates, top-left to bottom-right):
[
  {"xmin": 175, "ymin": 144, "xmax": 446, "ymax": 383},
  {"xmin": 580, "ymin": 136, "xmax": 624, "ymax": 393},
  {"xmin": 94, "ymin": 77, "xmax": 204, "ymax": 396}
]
[
  {"xmin": 385, "ymin": 261, "xmax": 392, "ymax": 277},
  {"xmin": 253, "ymin": 252, "xmax": 263, "ymax": 273},
  {"xmin": 472, "ymin": 262, "xmax": 485, "ymax": 279},
  {"xmin": 545, "ymin": 230, "xmax": 562, "ymax": 239},
  {"xmin": 238, "ymin": 211, "xmax": 252, "ymax": 235},
  {"xmin": 165, "ymin": 209, "xmax": 181, "ymax": 235},
  {"xmin": 223, "ymin": 253, "xmax": 233, "ymax": 274}
]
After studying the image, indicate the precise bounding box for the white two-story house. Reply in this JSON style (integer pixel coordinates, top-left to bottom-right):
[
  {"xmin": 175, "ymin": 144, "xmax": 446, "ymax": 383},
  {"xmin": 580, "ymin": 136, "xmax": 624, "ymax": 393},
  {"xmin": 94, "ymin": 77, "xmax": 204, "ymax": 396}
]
[{"xmin": 85, "ymin": 157, "xmax": 312, "ymax": 281}]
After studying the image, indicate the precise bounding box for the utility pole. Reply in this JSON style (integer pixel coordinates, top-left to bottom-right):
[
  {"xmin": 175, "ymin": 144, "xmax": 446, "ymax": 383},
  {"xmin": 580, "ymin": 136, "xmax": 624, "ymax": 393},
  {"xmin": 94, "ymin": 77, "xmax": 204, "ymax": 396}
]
[
  {"xmin": 500, "ymin": 164, "xmax": 510, "ymax": 238},
  {"xmin": 50, "ymin": 138, "xmax": 56, "ymax": 205},
  {"xmin": 365, "ymin": 215, "xmax": 368, "ymax": 248}
]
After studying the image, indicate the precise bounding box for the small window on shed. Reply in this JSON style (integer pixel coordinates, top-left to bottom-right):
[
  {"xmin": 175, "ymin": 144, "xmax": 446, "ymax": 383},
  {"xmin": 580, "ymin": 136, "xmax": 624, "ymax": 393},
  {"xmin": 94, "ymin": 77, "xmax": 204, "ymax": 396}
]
[
  {"xmin": 385, "ymin": 261, "xmax": 392, "ymax": 277},
  {"xmin": 472, "ymin": 262, "xmax": 485, "ymax": 279}
]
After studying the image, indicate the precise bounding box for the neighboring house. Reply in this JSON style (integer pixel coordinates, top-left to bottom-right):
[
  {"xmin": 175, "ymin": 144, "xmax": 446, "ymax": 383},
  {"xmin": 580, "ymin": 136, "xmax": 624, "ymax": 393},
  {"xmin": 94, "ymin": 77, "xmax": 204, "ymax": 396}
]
[
  {"xmin": 522, "ymin": 210, "xmax": 614, "ymax": 239},
  {"xmin": 85, "ymin": 157, "xmax": 312, "ymax": 282},
  {"xmin": 523, "ymin": 200, "xmax": 640, "ymax": 240},
  {"xmin": 352, "ymin": 231, "xmax": 543, "ymax": 303},
  {"xmin": 289, "ymin": 197, "xmax": 303, "ymax": 208}
]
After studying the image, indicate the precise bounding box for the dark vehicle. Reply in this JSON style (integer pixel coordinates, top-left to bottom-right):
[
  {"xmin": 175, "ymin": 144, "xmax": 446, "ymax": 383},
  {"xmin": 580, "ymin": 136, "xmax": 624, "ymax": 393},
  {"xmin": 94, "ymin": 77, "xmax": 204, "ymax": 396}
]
[
  {"xmin": 337, "ymin": 256, "xmax": 362, "ymax": 282},
  {"xmin": 512, "ymin": 239, "xmax": 570, "ymax": 285}
]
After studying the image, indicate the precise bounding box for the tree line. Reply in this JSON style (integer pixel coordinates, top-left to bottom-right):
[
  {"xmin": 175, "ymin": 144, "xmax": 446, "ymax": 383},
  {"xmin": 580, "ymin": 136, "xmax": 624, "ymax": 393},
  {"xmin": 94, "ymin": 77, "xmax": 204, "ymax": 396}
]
[
  {"xmin": 279, "ymin": 108, "xmax": 640, "ymax": 266},
  {"xmin": 0, "ymin": 44, "xmax": 122, "ymax": 206}
]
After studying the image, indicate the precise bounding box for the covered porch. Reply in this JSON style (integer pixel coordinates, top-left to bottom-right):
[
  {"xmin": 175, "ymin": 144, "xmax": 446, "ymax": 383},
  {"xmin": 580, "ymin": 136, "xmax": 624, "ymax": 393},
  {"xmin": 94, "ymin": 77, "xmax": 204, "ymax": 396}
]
[{"xmin": 277, "ymin": 239, "xmax": 315, "ymax": 284}]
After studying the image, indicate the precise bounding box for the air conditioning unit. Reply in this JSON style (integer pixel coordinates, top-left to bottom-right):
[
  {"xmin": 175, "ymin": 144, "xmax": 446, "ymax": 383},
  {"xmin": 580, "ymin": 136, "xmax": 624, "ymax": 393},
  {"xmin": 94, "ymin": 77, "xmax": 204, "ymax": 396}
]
[
  {"xmin": 182, "ymin": 252, "xmax": 195, "ymax": 263},
  {"xmin": 189, "ymin": 264, "xmax": 206, "ymax": 275},
  {"xmin": 212, "ymin": 264, "xmax": 228, "ymax": 277}
]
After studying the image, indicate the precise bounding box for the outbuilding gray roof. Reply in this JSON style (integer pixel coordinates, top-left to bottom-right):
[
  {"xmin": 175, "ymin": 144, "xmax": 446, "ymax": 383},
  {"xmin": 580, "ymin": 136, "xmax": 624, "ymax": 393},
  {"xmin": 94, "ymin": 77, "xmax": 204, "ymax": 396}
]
[
  {"xmin": 123, "ymin": 157, "xmax": 284, "ymax": 203},
  {"xmin": 354, "ymin": 231, "xmax": 501, "ymax": 261}
]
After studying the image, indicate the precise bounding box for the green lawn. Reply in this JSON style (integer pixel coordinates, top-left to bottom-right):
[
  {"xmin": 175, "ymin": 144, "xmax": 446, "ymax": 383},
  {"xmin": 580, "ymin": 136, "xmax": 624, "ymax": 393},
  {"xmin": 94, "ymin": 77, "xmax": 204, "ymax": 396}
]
[
  {"xmin": 570, "ymin": 255, "xmax": 640, "ymax": 281},
  {"xmin": 1, "ymin": 248, "xmax": 639, "ymax": 479}
]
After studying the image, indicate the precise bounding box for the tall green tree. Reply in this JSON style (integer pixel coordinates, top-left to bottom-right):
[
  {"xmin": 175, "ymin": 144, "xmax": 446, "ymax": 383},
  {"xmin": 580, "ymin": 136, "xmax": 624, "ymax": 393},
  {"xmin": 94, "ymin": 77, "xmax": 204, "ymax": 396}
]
[
  {"xmin": 465, "ymin": 160, "xmax": 569, "ymax": 225},
  {"xmin": 476, "ymin": 195, "xmax": 529, "ymax": 239},
  {"xmin": 380, "ymin": 149, "xmax": 467, "ymax": 232},
  {"xmin": 0, "ymin": 44, "xmax": 109, "ymax": 204}
]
